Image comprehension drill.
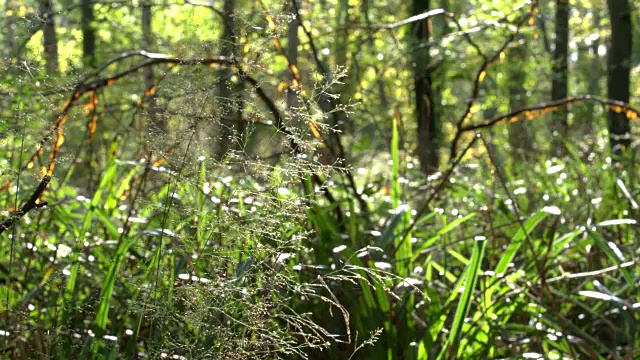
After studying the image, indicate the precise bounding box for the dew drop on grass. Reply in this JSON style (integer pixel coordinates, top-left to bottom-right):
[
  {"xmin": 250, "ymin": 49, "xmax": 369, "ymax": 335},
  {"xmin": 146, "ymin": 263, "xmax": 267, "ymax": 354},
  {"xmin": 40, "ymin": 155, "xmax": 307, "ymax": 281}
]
[
  {"xmin": 332, "ymin": 245, "xmax": 347, "ymax": 253},
  {"xmin": 546, "ymin": 164, "xmax": 564, "ymax": 174},
  {"xmin": 542, "ymin": 206, "xmax": 561, "ymax": 215}
]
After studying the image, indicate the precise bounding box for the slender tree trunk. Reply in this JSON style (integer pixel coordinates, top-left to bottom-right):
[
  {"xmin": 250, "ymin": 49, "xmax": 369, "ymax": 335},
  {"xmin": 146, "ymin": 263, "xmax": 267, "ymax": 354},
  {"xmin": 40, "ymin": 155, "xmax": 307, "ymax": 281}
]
[
  {"xmin": 334, "ymin": 0, "xmax": 349, "ymax": 69},
  {"xmin": 40, "ymin": 0, "xmax": 59, "ymax": 74},
  {"xmin": 606, "ymin": 0, "xmax": 632, "ymax": 154},
  {"xmin": 214, "ymin": 0, "xmax": 242, "ymax": 159},
  {"xmin": 141, "ymin": 1, "xmax": 165, "ymax": 133},
  {"xmin": 333, "ymin": 0, "xmax": 354, "ymax": 135},
  {"xmin": 586, "ymin": 3, "xmax": 602, "ymax": 134},
  {"xmin": 412, "ymin": 0, "xmax": 439, "ymax": 174},
  {"xmin": 309, "ymin": 0, "xmax": 347, "ymax": 165},
  {"xmin": 141, "ymin": 3, "xmax": 152, "ymax": 85},
  {"xmin": 362, "ymin": 0, "xmax": 388, "ymax": 111},
  {"xmin": 81, "ymin": 0, "xmax": 95, "ymax": 68},
  {"xmin": 507, "ymin": 43, "xmax": 533, "ymax": 160},
  {"xmin": 551, "ymin": 0, "xmax": 569, "ymax": 156},
  {"xmin": 361, "ymin": 0, "xmax": 389, "ymax": 147},
  {"xmin": 3, "ymin": 0, "xmax": 16, "ymax": 60},
  {"xmin": 286, "ymin": 0, "xmax": 300, "ymax": 112}
]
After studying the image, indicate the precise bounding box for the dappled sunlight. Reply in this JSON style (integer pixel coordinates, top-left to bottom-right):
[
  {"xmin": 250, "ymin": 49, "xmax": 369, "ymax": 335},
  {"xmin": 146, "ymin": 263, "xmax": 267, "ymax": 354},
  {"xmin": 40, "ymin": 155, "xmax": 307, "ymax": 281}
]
[{"xmin": 0, "ymin": 0, "xmax": 639, "ymax": 359}]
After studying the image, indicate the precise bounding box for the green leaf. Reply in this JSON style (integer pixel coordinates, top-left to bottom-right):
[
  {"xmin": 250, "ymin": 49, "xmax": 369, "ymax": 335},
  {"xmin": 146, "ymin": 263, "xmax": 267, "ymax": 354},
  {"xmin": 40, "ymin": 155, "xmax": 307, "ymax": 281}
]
[{"xmin": 378, "ymin": 207, "xmax": 408, "ymax": 249}]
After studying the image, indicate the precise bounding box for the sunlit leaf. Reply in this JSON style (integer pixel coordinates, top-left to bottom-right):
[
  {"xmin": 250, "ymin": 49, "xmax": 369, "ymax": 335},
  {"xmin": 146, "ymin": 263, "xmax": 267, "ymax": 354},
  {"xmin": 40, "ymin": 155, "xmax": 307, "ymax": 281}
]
[{"xmin": 478, "ymin": 70, "xmax": 486, "ymax": 83}]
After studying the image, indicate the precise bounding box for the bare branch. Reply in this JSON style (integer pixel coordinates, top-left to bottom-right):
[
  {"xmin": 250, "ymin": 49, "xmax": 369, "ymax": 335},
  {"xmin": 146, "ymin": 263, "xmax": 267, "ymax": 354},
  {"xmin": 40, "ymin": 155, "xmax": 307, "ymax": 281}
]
[
  {"xmin": 459, "ymin": 95, "xmax": 640, "ymax": 133},
  {"xmin": 376, "ymin": 9, "xmax": 449, "ymax": 29},
  {"xmin": 449, "ymin": 2, "xmax": 534, "ymax": 159},
  {"xmin": 0, "ymin": 175, "xmax": 50, "ymax": 235},
  {"xmin": 289, "ymin": 0, "xmax": 368, "ymax": 214},
  {"xmin": 184, "ymin": 0, "xmax": 224, "ymax": 18}
]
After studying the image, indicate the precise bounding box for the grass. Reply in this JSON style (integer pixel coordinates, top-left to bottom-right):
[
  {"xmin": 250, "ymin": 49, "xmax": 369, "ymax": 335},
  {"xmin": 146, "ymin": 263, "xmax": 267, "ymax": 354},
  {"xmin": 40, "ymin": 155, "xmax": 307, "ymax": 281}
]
[
  {"xmin": 1, "ymin": 86, "xmax": 638, "ymax": 360},
  {"xmin": 2, "ymin": 126, "xmax": 639, "ymax": 359},
  {"xmin": 296, "ymin": 130, "xmax": 639, "ymax": 359}
]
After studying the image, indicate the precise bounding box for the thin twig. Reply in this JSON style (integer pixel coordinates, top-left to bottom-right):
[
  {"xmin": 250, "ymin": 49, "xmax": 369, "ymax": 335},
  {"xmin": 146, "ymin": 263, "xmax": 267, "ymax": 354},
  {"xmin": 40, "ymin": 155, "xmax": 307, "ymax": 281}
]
[
  {"xmin": 478, "ymin": 135, "xmax": 547, "ymax": 285},
  {"xmin": 290, "ymin": 0, "xmax": 369, "ymax": 213},
  {"xmin": 0, "ymin": 175, "xmax": 50, "ymax": 235},
  {"xmin": 449, "ymin": 2, "xmax": 534, "ymax": 160},
  {"xmin": 547, "ymin": 261, "xmax": 635, "ymax": 283},
  {"xmin": 391, "ymin": 134, "xmax": 481, "ymax": 257},
  {"xmin": 459, "ymin": 95, "xmax": 640, "ymax": 133},
  {"xmin": 376, "ymin": 8, "xmax": 485, "ymax": 58}
]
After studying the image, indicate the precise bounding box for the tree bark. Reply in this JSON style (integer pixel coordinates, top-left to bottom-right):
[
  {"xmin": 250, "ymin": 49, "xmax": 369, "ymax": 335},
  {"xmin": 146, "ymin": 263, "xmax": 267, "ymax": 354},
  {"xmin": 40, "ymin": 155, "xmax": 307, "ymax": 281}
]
[
  {"xmin": 606, "ymin": 0, "xmax": 632, "ymax": 154},
  {"xmin": 551, "ymin": 0, "xmax": 569, "ymax": 156},
  {"xmin": 40, "ymin": 0, "xmax": 59, "ymax": 74},
  {"xmin": 81, "ymin": 0, "xmax": 95, "ymax": 68},
  {"xmin": 412, "ymin": 0, "xmax": 439, "ymax": 174}
]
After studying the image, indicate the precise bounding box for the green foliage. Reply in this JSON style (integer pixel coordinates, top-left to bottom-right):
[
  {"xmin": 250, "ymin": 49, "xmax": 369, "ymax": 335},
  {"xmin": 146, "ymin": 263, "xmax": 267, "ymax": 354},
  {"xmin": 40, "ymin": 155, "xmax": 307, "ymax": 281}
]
[{"xmin": 1, "ymin": 0, "xmax": 639, "ymax": 359}]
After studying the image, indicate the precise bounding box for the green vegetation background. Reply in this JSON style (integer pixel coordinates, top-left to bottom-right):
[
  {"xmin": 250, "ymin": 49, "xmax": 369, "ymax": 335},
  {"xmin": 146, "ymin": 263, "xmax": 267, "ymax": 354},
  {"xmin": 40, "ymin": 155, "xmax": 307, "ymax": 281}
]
[{"xmin": 0, "ymin": 0, "xmax": 638, "ymax": 359}]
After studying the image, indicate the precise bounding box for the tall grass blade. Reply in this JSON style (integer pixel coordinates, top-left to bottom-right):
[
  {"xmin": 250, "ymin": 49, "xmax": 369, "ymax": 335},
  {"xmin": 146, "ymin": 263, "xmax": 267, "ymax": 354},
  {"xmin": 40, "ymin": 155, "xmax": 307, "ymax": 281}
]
[
  {"xmin": 390, "ymin": 110, "xmax": 411, "ymax": 277},
  {"xmin": 440, "ymin": 237, "xmax": 486, "ymax": 359},
  {"xmin": 587, "ymin": 229, "xmax": 634, "ymax": 286},
  {"xmin": 495, "ymin": 210, "xmax": 549, "ymax": 276}
]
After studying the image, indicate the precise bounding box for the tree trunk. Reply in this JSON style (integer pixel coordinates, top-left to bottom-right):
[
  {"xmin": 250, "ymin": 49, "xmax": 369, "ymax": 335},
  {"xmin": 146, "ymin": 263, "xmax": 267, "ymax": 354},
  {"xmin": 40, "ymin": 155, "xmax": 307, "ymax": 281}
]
[
  {"xmin": 333, "ymin": 0, "xmax": 354, "ymax": 135},
  {"xmin": 412, "ymin": 0, "xmax": 439, "ymax": 174},
  {"xmin": 3, "ymin": 0, "xmax": 16, "ymax": 60},
  {"xmin": 334, "ymin": 0, "xmax": 349, "ymax": 69},
  {"xmin": 40, "ymin": 0, "xmax": 59, "ymax": 74},
  {"xmin": 551, "ymin": 0, "xmax": 569, "ymax": 156},
  {"xmin": 81, "ymin": 0, "xmax": 95, "ymax": 68},
  {"xmin": 586, "ymin": 3, "xmax": 602, "ymax": 134},
  {"xmin": 141, "ymin": 1, "xmax": 165, "ymax": 133},
  {"xmin": 214, "ymin": 0, "xmax": 242, "ymax": 159},
  {"xmin": 287, "ymin": 0, "xmax": 300, "ymax": 112},
  {"xmin": 362, "ymin": 0, "xmax": 388, "ymax": 111},
  {"xmin": 507, "ymin": 42, "xmax": 533, "ymax": 160},
  {"xmin": 606, "ymin": 0, "xmax": 632, "ymax": 154}
]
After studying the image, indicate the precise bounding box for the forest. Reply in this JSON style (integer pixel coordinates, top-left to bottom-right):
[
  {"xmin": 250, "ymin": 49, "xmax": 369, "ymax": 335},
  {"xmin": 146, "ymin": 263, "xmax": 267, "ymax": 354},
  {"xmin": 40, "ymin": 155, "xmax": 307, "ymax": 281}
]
[{"xmin": 0, "ymin": 0, "xmax": 639, "ymax": 359}]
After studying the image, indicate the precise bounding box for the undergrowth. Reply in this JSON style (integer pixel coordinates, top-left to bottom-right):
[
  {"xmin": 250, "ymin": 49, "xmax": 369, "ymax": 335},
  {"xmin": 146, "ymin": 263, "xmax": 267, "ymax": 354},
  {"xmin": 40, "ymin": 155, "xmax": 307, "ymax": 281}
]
[
  {"xmin": 0, "ymin": 6, "xmax": 638, "ymax": 360},
  {"xmin": 1, "ymin": 73, "xmax": 639, "ymax": 359}
]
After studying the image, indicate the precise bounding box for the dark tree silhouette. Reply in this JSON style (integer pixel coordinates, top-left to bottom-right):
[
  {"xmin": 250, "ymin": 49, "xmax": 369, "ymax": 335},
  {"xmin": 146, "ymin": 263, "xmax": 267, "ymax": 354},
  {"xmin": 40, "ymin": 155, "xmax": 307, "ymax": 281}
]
[
  {"xmin": 81, "ymin": 0, "xmax": 95, "ymax": 68},
  {"xmin": 606, "ymin": 0, "xmax": 632, "ymax": 154},
  {"xmin": 412, "ymin": 0, "xmax": 439, "ymax": 174},
  {"xmin": 551, "ymin": 0, "xmax": 569, "ymax": 155},
  {"xmin": 40, "ymin": 0, "xmax": 59, "ymax": 74}
]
